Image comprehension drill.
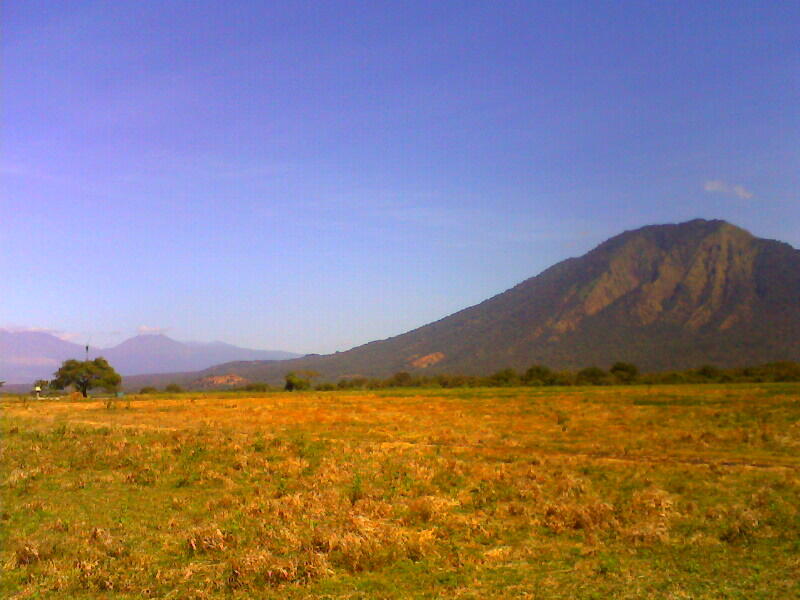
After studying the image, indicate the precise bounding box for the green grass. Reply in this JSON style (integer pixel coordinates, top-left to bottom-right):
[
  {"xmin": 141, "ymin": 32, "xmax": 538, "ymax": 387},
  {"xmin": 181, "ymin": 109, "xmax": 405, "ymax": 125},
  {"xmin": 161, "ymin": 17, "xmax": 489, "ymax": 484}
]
[{"xmin": 2, "ymin": 384, "xmax": 799, "ymax": 598}]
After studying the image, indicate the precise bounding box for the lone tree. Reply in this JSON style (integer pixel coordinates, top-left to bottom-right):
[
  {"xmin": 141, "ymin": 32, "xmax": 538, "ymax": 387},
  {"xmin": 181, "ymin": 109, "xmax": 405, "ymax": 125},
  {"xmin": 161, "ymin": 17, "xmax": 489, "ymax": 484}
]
[
  {"xmin": 51, "ymin": 358, "xmax": 122, "ymax": 398},
  {"xmin": 284, "ymin": 370, "xmax": 317, "ymax": 391}
]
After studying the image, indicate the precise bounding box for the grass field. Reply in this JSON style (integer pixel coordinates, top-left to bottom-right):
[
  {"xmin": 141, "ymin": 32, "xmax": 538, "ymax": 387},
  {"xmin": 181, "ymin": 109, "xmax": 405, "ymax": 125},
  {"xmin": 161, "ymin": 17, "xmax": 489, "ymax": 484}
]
[{"xmin": 2, "ymin": 384, "xmax": 799, "ymax": 598}]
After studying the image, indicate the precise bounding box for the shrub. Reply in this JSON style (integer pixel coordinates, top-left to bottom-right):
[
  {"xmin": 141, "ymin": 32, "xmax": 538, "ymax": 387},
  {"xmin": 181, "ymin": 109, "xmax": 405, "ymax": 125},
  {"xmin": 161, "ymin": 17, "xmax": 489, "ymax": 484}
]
[
  {"xmin": 487, "ymin": 368, "xmax": 520, "ymax": 387},
  {"xmin": 576, "ymin": 366, "xmax": 609, "ymax": 385},
  {"xmin": 523, "ymin": 364, "xmax": 556, "ymax": 385},
  {"xmin": 695, "ymin": 365, "xmax": 721, "ymax": 380},
  {"xmin": 610, "ymin": 362, "xmax": 639, "ymax": 383},
  {"xmin": 387, "ymin": 372, "xmax": 417, "ymax": 387},
  {"xmin": 284, "ymin": 372, "xmax": 311, "ymax": 391},
  {"xmin": 243, "ymin": 383, "xmax": 271, "ymax": 392}
]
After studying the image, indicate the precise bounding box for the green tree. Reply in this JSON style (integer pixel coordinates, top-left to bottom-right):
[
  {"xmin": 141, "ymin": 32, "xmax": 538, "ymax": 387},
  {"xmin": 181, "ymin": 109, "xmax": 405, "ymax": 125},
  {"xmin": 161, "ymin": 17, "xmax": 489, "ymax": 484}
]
[
  {"xmin": 695, "ymin": 365, "xmax": 721, "ymax": 380},
  {"xmin": 387, "ymin": 372, "xmax": 415, "ymax": 387},
  {"xmin": 284, "ymin": 371, "xmax": 313, "ymax": 391},
  {"xmin": 610, "ymin": 362, "xmax": 639, "ymax": 384},
  {"xmin": 523, "ymin": 364, "xmax": 556, "ymax": 386},
  {"xmin": 576, "ymin": 366, "xmax": 608, "ymax": 386},
  {"xmin": 487, "ymin": 368, "xmax": 520, "ymax": 387},
  {"xmin": 51, "ymin": 358, "xmax": 122, "ymax": 398},
  {"xmin": 165, "ymin": 383, "xmax": 184, "ymax": 393}
]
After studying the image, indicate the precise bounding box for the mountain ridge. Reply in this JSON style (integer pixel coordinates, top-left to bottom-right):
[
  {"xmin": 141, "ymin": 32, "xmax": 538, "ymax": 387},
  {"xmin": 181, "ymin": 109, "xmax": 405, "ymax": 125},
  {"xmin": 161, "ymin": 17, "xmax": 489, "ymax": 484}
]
[
  {"xmin": 7, "ymin": 219, "xmax": 799, "ymax": 390},
  {"xmin": 145, "ymin": 218, "xmax": 800, "ymax": 387},
  {"xmin": 0, "ymin": 332, "xmax": 299, "ymax": 384}
]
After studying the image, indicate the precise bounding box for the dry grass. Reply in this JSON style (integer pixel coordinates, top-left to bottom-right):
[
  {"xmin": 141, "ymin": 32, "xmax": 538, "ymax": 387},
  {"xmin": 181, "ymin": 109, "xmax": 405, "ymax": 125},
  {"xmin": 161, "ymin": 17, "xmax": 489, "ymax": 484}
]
[{"xmin": 2, "ymin": 384, "xmax": 799, "ymax": 598}]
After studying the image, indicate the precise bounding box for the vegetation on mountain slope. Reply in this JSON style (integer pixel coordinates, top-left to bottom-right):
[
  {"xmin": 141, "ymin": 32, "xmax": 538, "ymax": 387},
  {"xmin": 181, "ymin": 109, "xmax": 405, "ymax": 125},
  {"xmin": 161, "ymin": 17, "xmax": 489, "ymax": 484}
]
[{"xmin": 128, "ymin": 219, "xmax": 800, "ymax": 389}]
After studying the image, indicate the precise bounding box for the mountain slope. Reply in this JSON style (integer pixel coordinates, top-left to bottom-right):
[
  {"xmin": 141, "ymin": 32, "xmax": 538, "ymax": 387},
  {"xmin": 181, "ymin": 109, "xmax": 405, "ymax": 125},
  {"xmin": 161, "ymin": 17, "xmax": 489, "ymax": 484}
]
[{"xmin": 193, "ymin": 219, "xmax": 800, "ymax": 384}]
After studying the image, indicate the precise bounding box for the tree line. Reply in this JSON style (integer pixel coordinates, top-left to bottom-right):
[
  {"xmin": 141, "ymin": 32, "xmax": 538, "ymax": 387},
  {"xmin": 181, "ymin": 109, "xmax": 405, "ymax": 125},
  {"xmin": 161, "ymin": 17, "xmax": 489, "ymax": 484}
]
[
  {"xmin": 14, "ymin": 359, "xmax": 800, "ymax": 397},
  {"xmin": 279, "ymin": 361, "xmax": 800, "ymax": 391}
]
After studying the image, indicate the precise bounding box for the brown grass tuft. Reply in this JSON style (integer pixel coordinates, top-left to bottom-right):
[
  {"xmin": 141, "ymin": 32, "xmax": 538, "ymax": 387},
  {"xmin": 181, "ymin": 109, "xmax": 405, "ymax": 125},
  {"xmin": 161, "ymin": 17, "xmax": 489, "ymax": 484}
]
[
  {"xmin": 544, "ymin": 500, "xmax": 616, "ymax": 532},
  {"xmin": 187, "ymin": 526, "xmax": 232, "ymax": 554}
]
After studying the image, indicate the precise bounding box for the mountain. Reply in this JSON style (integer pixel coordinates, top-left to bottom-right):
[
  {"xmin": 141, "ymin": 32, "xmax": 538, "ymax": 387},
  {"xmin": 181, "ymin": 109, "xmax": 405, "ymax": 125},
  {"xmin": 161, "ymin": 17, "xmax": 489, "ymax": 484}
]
[
  {"xmin": 0, "ymin": 331, "xmax": 84, "ymax": 384},
  {"xmin": 168, "ymin": 219, "xmax": 800, "ymax": 385},
  {"xmin": 102, "ymin": 335, "xmax": 299, "ymax": 375},
  {"xmin": 8, "ymin": 219, "xmax": 799, "ymax": 390},
  {"xmin": 0, "ymin": 332, "xmax": 299, "ymax": 384}
]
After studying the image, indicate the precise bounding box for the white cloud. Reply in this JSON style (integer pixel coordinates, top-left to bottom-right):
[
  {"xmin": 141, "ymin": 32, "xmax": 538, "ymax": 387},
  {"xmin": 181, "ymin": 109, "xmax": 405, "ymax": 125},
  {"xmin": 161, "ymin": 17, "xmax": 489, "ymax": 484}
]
[
  {"xmin": 703, "ymin": 179, "xmax": 754, "ymax": 200},
  {"xmin": 731, "ymin": 185, "xmax": 753, "ymax": 200},
  {"xmin": 703, "ymin": 180, "xmax": 727, "ymax": 193},
  {"xmin": 137, "ymin": 325, "xmax": 168, "ymax": 335}
]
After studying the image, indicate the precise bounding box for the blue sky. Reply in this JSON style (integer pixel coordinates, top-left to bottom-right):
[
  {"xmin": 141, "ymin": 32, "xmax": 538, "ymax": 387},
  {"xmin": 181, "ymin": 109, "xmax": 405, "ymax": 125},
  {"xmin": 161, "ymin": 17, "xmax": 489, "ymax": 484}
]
[{"xmin": 2, "ymin": 1, "xmax": 799, "ymax": 353}]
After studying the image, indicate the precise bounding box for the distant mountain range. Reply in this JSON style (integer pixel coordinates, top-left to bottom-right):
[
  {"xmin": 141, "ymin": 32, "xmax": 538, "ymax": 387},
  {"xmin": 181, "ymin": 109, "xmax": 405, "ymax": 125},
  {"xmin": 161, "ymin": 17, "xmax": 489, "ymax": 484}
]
[
  {"xmin": 0, "ymin": 332, "xmax": 299, "ymax": 384},
  {"xmin": 6, "ymin": 219, "xmax": 799, "ymax": 391},
  {"xmin": 123, "ymin": 218, "xmax": 800, "ymax": 389}
]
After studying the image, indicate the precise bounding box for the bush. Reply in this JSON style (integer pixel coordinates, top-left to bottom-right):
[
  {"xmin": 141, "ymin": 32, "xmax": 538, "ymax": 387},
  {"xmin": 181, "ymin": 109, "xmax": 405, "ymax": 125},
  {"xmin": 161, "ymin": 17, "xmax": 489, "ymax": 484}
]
[
  {"xmin": 576, "ymin": 366, "xmax": 608, "ymax": 386},
  {"xmin": 284, "ymin": 372, "xmax": 311, "ymax": 391},
  {"xmin": 695, "ymin": 365, "xmax": 721, "ymax": 380},
  {"xmin": 387, "ymin": 372, "xmax": 417, "ymax": 387},
  {"xmin": 523, "ymin": 365, "xmax": 557, "ymax": 386},
  {"xmin": 434, "ymin": 374, "xmax": 479, "ymax": 388},
  {"xmin": 165, "ymin": 384, "xmax": 184, "ymax": 393},
  {"xmin": 337, "ymin": 377, "xmax": 369, "ymax": 390},
  {"xmin": 139, "ymin": 387, "xmax": 158, "ymax": 394},
  {"xmin": 487, "ymin": 368, "xmax": 520, "ymax": 387},
  {"xmin": 610, "ymin": 362, "xmax": 639, "ymax": 383},
  {"xmin": 243, "ymin": 383, "xmax": 271, "ymax": 392}
]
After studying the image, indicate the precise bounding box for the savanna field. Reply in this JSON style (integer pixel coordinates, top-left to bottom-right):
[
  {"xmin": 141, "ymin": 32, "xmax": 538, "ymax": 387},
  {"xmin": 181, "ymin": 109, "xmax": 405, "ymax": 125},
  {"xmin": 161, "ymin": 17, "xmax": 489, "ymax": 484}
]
[{"xmin": 2, "ymin": 385, "xmax": 799, "ymax": 599}]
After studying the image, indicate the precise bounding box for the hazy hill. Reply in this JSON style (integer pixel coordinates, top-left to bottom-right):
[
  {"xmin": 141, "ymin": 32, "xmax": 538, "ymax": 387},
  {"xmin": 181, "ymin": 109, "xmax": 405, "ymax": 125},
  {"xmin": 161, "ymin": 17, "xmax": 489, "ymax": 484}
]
[
  {"xmin": 0, "ymin": 332, "xmax": 299, "ymax": 384},
  {"xmin": 101, "ymin": 335, "xmax": 299, "ymax": 375},
  {"xmin": 169, "ymin": 219, "xmax": 800, "ymax": 386},
  {"xmin": 0, "ymin": 330, "xmax": 84, "ymax": 384}
]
